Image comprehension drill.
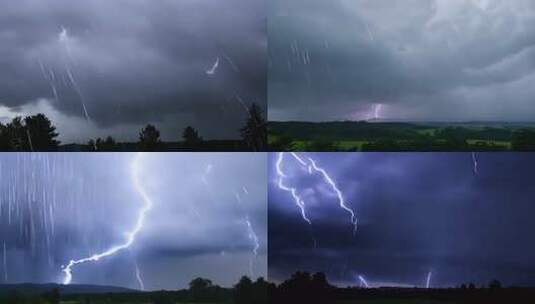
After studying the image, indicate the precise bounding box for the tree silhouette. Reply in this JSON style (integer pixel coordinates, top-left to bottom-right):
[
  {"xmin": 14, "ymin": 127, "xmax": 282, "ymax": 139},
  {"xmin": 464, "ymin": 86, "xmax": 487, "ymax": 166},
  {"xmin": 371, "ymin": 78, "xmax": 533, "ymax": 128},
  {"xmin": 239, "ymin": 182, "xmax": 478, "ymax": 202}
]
[
  {"xmin": 183, "ymin": 126, "xmax": 203, "ymax": 147},
  {"xmin": 512, "ymin": 129, "xmax": 535, "ymax": 151},
  {"xmin": 489, "ymin": 279, "xmax": 502, "ymax": 290},
  {"xmin": 234, "ymin": 276, "xmax": 254, "ymax": 304},
  {"xmin": 139, "ymin": 124, "xmax": 162, "ymax": 151},
  {"xmin": 269, "ymin": 135, "xmax": 295, "ymax": 151},
  {"xmin": 240, "ymin": 103, "xmax": 267, "ymax": 151},
  {"xmin": 3, "ymin": 117, "xmax": 27, "ymax": 151},
  {"xmin": 89, "ymin": 136, "xmax": 118, "ymax": 151},
  {"xmin": 24, "ymin": 114, "xmax": 60, "ymax": 151},
  {"xmin": 189, "ymin": 277, "xmax": 213, "ymax": 291}
]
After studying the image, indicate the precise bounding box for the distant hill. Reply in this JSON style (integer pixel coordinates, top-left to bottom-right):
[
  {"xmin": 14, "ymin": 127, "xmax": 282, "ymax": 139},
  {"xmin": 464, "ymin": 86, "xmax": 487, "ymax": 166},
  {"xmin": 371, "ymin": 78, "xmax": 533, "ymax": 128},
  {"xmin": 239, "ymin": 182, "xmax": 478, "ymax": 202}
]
[{"xmin": 0, "ymin": 283, "xmax": 136, "ymax": 295}]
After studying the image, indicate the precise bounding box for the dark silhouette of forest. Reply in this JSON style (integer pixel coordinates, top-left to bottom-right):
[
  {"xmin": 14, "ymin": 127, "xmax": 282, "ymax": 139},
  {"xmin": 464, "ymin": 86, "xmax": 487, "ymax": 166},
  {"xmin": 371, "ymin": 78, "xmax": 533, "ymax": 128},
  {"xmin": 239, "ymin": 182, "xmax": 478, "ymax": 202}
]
[
  {"xmin": 0, "ymin": 103, "xmax": 266, "ymax": 152},
  {"xmin": 269, "ymin": 121, "xmax": 535, "ymax": 151},
  {"xmin": 0, "ymin": 276, "xmax": 268, "ymax": 304},
  {"xmin": 270, "ymin": 271, "xmax": 535, "ymax": 304}
]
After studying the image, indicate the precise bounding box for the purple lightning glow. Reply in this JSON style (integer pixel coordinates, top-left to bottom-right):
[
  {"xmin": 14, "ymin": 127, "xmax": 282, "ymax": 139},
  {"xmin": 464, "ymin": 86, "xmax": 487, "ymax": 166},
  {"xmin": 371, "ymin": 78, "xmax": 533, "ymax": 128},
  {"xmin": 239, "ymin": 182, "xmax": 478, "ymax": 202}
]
[{"xmin": 426, "ymin": 271, "xmax": 432, "ymax": 289}]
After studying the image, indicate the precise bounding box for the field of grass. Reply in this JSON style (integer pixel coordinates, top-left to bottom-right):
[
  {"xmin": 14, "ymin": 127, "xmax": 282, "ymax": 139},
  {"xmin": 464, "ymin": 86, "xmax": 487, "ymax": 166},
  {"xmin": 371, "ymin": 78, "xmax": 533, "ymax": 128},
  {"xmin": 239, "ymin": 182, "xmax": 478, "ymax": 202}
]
[{"xmin": 467, "ymin": 139, "xmax": 511, "ymax": 149}]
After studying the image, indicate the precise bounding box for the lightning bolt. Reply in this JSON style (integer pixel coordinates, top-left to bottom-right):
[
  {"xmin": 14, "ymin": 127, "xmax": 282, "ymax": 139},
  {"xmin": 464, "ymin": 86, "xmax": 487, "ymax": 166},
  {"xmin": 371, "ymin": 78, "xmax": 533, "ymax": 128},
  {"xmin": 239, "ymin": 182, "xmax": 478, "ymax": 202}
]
[
  {"xmin": 275, "ymin": 152, "xmax": 311, "ymax": 224},
  {"xmin": 426, "ymin": 271, "xmax": 432, "ymax": 289},
  {"xmin": 472, "ymin": 152, "xmax": 479, "ymax": 176},
  {"xmin": 134, "ymin": 260, "xmax": 145, "ymax": 291},
  {"xmin": 62, "ymin": 153, "xmax": 153, "ymax": 285},
  {"xmin": 358, "ymin": 275, "xmax": 369, "ymax": 288},
  {"xmin": 275, "ymin": 153, "xmax": 358, "ymax": 233},
  {"xmin": 206, "ymin": 57, "xmax": 220, "ymax": 75},
  {"xmin": 307, "ymin": 157, "xmax": 358, "ymax": 233},
  {"xmin": 245, "ymin": 216, "xmax": 260, "ymax": 277}
]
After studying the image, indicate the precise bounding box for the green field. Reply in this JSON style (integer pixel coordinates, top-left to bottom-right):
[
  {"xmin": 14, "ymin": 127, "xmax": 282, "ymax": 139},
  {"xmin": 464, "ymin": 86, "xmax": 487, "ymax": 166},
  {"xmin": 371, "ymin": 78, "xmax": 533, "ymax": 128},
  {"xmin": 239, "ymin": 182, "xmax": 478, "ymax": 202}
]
[{"xmin": 269, "ymin": 121, "xmax": 535, "ymax": 151}]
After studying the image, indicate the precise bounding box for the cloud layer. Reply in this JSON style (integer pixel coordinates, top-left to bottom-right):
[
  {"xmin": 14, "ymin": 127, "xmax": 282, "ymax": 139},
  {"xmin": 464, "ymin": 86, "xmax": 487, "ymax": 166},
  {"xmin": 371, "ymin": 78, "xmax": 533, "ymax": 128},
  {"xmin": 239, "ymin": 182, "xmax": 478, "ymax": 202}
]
[
  {"xmin": 0, "ymin": 0, "xmax": 266, "ymax": 142},
  {"xmin": 269, "ymin": 0, "xmax": 535, "ymax": 122}
]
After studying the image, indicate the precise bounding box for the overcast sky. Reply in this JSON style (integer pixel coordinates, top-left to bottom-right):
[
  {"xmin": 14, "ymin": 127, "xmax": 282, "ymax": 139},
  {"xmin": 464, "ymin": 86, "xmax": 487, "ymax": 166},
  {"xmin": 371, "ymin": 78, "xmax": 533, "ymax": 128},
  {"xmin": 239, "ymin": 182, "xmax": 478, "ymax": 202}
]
[
  {"xmin": 269, "ymin": 0, "xmax": 535, "ymax": 122},
  {"xmin": 269, "ymin": 152, "xmax": 535, "ymax": 288},
  {"xmin": 0, "ymin": 0, "xmax": 266, "ymax": 143},
  {"xmin": 0, "ymin": 153, "xmax": 267, "ymax": 290}
]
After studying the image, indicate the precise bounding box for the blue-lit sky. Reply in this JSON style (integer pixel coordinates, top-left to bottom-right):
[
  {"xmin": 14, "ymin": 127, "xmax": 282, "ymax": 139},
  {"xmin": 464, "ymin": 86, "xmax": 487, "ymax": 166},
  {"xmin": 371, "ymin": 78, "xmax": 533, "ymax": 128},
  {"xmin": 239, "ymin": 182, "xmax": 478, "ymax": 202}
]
[
  {"xmin": 0, "ymin": 153, "xmax": 267, "ymax": 290},
  {"xmin": 269, "ymin": 153, "xmax": 535, "ymax": 288}
]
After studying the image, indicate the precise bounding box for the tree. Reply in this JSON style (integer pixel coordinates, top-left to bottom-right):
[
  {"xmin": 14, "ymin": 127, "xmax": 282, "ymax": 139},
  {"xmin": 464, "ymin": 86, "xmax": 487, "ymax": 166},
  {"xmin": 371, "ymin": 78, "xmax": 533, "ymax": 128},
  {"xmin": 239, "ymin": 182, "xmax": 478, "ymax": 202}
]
[
  {"xmin": 182, "ymin": 126, "xmax": 203, "ymax": 147},
  {"xmin": 189, "ymin": 277, "xmax": 213, "ymax": 291},
  {"xmin": 512, "ymin": 129, "xmax": 535, "ymax": 151},
  {"xmin": 234, "ymin": 276, "xmax": 254, "ymax": 304},
  {"xmin": 24, "ymin": 113, "xmax": 60, "ymax": 151},
  {"xmin": 269, "ymin": 135, "xmax": 295, "ymax": 151},
  {"xmin": 91, "ymin": 136, "xmax": 118, "ymax": 151},
  {"xmin": 138, "ymin": 124, "xmax": 161, "ymax": 151},
  {"xmin": 240, "ymin": 103, "xmax": 267, "ymax": 151},
  {"xmin": 3, "ymin": 117, "xmax": 27, "ymax": 151},
  {"xmin": 489, "ymin": 279, "xmax": 502, "ymax": 290}
]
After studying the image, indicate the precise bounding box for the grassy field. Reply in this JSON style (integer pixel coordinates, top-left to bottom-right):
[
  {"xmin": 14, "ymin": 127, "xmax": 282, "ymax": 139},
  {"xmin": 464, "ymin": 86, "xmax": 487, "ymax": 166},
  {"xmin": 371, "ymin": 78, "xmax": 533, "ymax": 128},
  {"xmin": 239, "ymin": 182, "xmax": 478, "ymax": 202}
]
[{"xmin": 269, "ymin": 121, "xmax": 535, "ymax": 151}]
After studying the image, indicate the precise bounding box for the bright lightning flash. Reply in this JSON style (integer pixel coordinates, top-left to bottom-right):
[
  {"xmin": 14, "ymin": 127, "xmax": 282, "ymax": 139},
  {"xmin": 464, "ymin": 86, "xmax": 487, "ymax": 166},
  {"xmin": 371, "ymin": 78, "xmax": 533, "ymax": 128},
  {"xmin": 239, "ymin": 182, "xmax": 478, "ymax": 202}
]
[{"xmin": 62, "ymin": 153, "xmax": 153, "ymax": 285}]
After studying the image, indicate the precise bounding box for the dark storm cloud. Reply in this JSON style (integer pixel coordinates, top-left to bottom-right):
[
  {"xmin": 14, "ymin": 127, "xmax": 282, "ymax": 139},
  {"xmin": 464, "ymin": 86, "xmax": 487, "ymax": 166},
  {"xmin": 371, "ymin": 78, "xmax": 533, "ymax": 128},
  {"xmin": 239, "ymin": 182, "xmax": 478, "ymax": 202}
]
[
  {"xmin": 269, "ymin": 0, "xmax": 535, "ymax": 122},
  {"xmin": 0, "ymin": 0, "xmax": 266, "ymax": 142},
  {"xmin": 269, "ymin": 153, "xmax": 535, "ymax": 287}
]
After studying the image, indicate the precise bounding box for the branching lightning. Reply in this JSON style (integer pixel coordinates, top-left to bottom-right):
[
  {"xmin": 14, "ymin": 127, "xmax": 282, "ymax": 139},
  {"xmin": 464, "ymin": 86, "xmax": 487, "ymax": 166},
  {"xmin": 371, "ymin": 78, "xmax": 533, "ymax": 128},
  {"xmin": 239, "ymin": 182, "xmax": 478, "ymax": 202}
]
[
  {"xmin": 275, "ymin": 152, "xmax": 311, "ymax": 224},
  {"xmin": 62, "ymin": 153, "xmax": 153, "ymax": 285},
  {"xmin": 308, "ymin": 157, "xmax": 358, "ymax": 233},
  {"xmin": 275, "ymin": 153, "xmax": 358, "ymax": 233}
]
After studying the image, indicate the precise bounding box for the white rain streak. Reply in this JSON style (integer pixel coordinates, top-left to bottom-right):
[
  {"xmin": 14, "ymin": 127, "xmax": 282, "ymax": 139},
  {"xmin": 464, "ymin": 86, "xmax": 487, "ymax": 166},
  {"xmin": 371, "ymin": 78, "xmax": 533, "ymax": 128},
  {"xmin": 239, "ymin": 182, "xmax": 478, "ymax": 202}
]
[
  {"xmin": 0, "ymin": 154, "xmax": 96, "ymax": 283},
  {"xmin": 58, "ymin": 26, "xmax": 91, "ymax": 121}
]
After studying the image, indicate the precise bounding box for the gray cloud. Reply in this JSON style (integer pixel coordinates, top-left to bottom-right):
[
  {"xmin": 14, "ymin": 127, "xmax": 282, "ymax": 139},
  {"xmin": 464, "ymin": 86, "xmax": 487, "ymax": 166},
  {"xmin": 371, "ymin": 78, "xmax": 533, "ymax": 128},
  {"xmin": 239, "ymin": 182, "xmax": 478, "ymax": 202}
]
[
  {"xmin": 269, "ymin": 0, "xmax": 535, "ymax": 122},
  {"xmin": 0, "ymin": 0, "xmax": 266, "ymax": 142}
]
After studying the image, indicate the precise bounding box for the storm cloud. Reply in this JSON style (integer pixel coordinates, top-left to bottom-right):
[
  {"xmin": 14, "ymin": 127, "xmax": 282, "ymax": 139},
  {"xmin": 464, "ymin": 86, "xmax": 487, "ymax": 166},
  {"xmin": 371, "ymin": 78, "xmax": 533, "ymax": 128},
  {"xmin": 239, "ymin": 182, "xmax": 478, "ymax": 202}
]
[
  {"xmin": 269, "ymin": 0, "xmax": 535, "ymax": 122},
  {"xmin": 269, "ymin": 152, "xmax": 535, "ymax": 287},
  {"xmin": 0, "ymin": 0, "xmax": 266, "ymax": 142}
]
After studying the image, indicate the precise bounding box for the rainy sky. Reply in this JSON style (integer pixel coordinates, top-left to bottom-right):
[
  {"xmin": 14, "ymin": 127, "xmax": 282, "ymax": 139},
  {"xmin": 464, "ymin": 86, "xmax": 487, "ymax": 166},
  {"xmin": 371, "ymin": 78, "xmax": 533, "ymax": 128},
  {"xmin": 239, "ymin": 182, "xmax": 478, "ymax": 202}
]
[
  {"xmin": 269, "ymin": 153, "xmax": 535, "ymax": 288},
  {"xmin": 0, "ymin": 0, "xmax": 266, "ymax": 143},
  {"xmin": 269, "ymin": 0, "xmax": 535, "ymax": 122},
  {"xmin": 0, "ymin": 153, "xmax": 267, "ymax": 290}
]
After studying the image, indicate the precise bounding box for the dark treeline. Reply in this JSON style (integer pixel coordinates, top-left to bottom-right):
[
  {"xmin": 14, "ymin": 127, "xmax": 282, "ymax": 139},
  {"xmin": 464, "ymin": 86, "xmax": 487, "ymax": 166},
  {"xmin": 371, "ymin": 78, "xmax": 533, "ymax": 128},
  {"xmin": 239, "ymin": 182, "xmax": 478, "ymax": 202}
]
[
  {"xmin": 0, "ymin": 103, "xmax": 267, "ymax": 152},
  {"xmin": 0, "ymin": 276, "xmax": 268, "ymax": 304},
  {"xmin": 270, "ymin": 271, "xmax": 535, "ymax": 304},
  {"xmin": 269, "ymin": 121, "xmax": 535, "ymax": 151}
]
